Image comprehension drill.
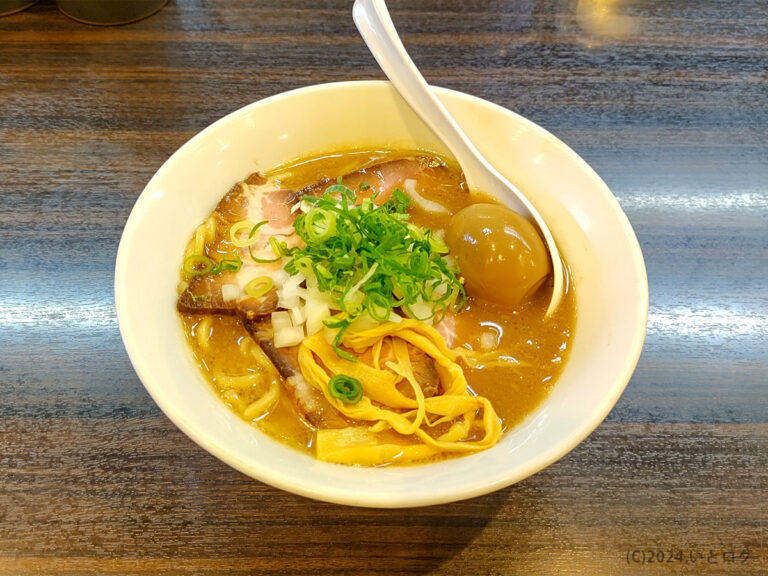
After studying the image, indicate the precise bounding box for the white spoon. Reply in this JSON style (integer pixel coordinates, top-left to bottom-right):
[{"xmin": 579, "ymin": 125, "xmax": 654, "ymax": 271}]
[{"xmin": 353, "ymin": 0, "xmax": 564, "ymax": 316}]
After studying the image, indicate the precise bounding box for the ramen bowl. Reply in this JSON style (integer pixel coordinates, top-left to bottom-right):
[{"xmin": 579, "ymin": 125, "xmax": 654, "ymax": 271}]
[{"xmin": 115, "ymin": 81, "xmax": 647, "ymax": 507}]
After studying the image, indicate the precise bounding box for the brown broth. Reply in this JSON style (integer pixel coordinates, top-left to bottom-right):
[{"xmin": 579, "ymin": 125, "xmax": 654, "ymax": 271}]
[{"xmin": 179, "ymin": 149, "xmax": 576, "ymax": 461}]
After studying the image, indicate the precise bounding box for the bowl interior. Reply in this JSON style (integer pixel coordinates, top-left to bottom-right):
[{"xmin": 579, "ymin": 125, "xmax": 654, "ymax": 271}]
[{"xmin": 115, "ymin": 81, "xmax": 647, "ymax": 507}]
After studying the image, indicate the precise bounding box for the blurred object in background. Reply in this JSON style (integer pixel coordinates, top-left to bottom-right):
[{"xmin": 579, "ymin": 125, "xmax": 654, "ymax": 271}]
[
  {"xmin": 0, "ymin": 0, "xmax": 38, "ymax": 17},
  {"xmin": 577, "ymin": 0, "xmax": 640, "ymax": 38},
  {"xmin": 57, "ymin": 0, "xmax": 168, "ymax": 25}
]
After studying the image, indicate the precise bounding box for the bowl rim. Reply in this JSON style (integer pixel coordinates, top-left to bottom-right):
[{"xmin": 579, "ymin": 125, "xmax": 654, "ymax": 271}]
[{"xmin": 115, "ymin": 80, "xmax": 648, "ymax": 507}]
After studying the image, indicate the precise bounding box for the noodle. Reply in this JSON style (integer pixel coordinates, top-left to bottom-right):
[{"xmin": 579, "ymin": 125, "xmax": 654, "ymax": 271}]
[
  {"xmin": 221, "ymin": 389, "xmax": 245, "ymax": 412},
  {"xmin": 195, "ymin": 317, "xmax": 213, "ymax": 350},
  {"xmin": 214, "ymin": 372, "xmax": 259, "ymax": 390},
  {"xmin": 243, "ymin": 381, "xmax": 280, "ymax": 420},
  {"xmin": 184, "ymin": 215, "xmax": 217, "ymax": 261},
  {"xmin": 239, "ymin": 338, "xmax": 277, "ymax": 373}
]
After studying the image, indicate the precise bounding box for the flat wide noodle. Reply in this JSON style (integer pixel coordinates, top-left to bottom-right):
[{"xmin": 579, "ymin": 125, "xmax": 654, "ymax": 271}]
[{"xmin": 298, "ymin": 319, "xmax": 502, "ymax": 466}]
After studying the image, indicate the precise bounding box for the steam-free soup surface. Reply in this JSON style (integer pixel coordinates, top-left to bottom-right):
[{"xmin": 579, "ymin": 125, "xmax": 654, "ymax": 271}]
[{"xmin": 179, "ymin": 149, "xmax": 575, "ymax": 464}]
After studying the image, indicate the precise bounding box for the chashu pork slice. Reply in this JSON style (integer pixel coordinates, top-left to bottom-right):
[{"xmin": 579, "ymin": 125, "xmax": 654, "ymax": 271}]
[
  {"xmin": 177, "ymin": 172, "xmax": 300, "ymax": 320},
  {"xmin": 244, "ymin": 318, "xmax": 349, "ymax": 429},
  {"xmin": 300, "ymin": 155, "xmax": 450, "ymax": 205}
]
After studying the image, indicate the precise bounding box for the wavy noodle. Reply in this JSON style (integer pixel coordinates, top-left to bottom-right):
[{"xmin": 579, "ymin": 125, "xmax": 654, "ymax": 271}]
[
  {"xmin": 299, "ymin": 319, "xmax": 502, "ymax": 466},
  {"xmin": 453, "ymin": 348, "xmax": 529, "ymax": 370},
  {"xmin": 214, "ymin": 372, "xmax": 259, "ymax": 390},
  {"xmin": 221, "ymin": 389, "xmax": 245, "ymax": 413},
  {"xmin": 243, "ymin": 381, "xmax": 280, "ymax": 420},
  {"xmin": 183, "ymin": 215, "xmax": 217, "ymax": 261},
  {"xmin": 239, "ymin": 338, "xmax": 277, "ymax": 373},
  {"xmin": 210, "ymin": 339, "xmax": 282, "ymax": 421},
  {"xmin": 195, "ymin": 317, "xmax": 213, "ymax": 350}
]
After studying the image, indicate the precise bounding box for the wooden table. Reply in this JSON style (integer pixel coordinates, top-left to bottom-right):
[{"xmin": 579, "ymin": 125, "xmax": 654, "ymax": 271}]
[{"xmin": 1, "ymin": 1, "xmax": 765, "ymax": 574}]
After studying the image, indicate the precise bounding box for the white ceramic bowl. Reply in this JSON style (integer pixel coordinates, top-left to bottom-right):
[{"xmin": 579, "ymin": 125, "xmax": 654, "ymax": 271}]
[{"xmin": 115, "ymin": 81, "xmax": 647, "ymax": 508}]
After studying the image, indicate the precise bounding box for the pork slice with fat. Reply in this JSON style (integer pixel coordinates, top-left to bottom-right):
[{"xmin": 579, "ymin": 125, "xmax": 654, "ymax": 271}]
[
  {"xmin": 299, "ymin": 155, "xmax": 446, "ymax": 204},
  {"xmin": 244, "ymin": 319, "xmax": 349, "ymax": 429},
  {"xmin": 178, "ymin": 172, "xmax": 299, "ymax": 317}
]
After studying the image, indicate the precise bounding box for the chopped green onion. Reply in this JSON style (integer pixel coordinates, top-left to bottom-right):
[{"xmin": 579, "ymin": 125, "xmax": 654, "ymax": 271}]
[
  {"xmin": 324, "ymin": 317, "xmax": 358, "ymax": 362},
  {"xmin": 210, "ymin": 251, "xmax": 243, "ymax": 274},
  {"xmin": 303, "ymin": 207, "xmax": 338, "ymax": 243},
  {"xmin": 229, "ymin": 220, "xmax": 252, "ymax": 247},
  {"xmin": 328, "ymin": 374, "xmax": 363, "ymax": 405},
  {"xmin": 325, "ymin": 183, "xmax": 356, "ymax": 201},
  {"xmin": 409, "ymin": 251, "xmax": 429, "ymax": 276},
  {"xmin": 244, "ymin": 276, "xmax": 274, "ymax": 298},
  {"xmin": 184, "ymin": 251, "xmax": 243, "ymax": 276},
  {"xmin": 269, "ymin": 237, "xmax": 285, "ymax": 256},
  {"xmin": 232, "ymin": 220, "xmax": 279, "ymax": 263},
  {"xmin": 248, "ymin": 244, "xmax": 280, "ymax": 264},
  {"xmin": 278, "ymin": 180, "xmax": 465, "ymax": 358},
  {"xmin": 428, "ymin": 231, "xmax": 449, "ymax": 254},
  {"xmin": 359, "ymin": 181, "xmax": 370, "ymax": 191},
  {"xmin": 229, "ymin": 220, "xmax": 263, "ymax": 247},
  {"xmin": 183, "ymin": 254, "xmax": 214, "ymax": 275},
  {"xmin": 250, "ymin": 221, "xmax": 268, "ymax": 237},
  {"xmin": 407, "ymin": 223, "xmax": 425, "ymax": 242},
  {"xmin": 391, "ymin": 188, "xmax": 410, "ymax": 210},
  {"xmin": 366, "ymin": 292, "xmax": 392, "ymax": 322}
]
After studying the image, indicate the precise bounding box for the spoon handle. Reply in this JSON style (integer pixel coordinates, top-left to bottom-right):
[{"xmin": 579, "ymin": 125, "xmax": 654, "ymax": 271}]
[
  {"xmin": 352, "ymin": 0, "xmax": 531, "ymax": 217},
  {"xmin": 353, "ymin": 0, "xmax": 563, "ymax": 316}
]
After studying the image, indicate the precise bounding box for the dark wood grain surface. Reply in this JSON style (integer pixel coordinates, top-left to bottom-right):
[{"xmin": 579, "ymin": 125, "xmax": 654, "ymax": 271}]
[{"xmin": 1, "ymin": 0, "xmax": 766, "ymax": 574}]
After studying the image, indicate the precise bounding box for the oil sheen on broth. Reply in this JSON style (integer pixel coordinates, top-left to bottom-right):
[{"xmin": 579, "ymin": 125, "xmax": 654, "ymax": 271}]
[{"xmin": 178, "ymin": 149, "xmax": 575, "ymax": 466}]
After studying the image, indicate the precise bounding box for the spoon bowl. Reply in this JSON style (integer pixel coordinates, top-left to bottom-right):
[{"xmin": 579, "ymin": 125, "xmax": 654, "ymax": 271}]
[{"xmin": 353, "ymin": 0, "xmax": 564, "ymax": 314}]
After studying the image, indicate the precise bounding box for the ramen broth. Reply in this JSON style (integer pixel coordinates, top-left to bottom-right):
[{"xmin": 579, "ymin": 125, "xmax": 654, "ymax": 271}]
[{"xmin": 178, "ymin": 150, "xmax": 576, "ymax": 463}]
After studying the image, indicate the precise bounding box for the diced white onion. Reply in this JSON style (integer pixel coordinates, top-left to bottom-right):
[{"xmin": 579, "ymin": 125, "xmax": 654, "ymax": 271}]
[
  {"xmin": 306, "ymin": 296, "xmax": 331, "ymax": 335},
  {"xmin": 221, "ymin": 284, "xmax": 241, "ymax": 302},
  {"xmin": 274, "ymin": 325, "xmax": 305, "ymax": 348},
  {"xmin": 306, "ymin": 284, "xmax": 337, "ymax": 309},
  {"xmin": 278, "ymin": 273, "xmax": 305, "ymax": 309},
  {"xmin": 290, "ymin": 305, "xmax": 306, "ymax": 326},
  {"xmin": 480, "ymin": 331, "xmax": 498, "ymax": 350},
  {"xmin": 431, "ymin": 282, "xmax": 448, "ymax": 300},
  {"xmin": 270, "ymin": 268, "xmax": 290, "ymax": 288},
  {"xmin": 271, "ymin": 311, "xmax": 293, "ymax": 332},
  {"xmin": 403, "ymin": 179, "xmax": 449, "ymax": 214},
  {"xmin": 349, "ymin": 311, "xmax": 380, "ymax": 333},
  {"xmin": 406, "ymin": 299, "xmax": 434, "ymax": 324}
]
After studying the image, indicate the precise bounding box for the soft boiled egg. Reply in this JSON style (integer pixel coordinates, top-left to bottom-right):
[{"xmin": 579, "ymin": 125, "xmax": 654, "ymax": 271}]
[{"xmin": 445, "ymin": 203, "xmax": 551, "ymax": 306}]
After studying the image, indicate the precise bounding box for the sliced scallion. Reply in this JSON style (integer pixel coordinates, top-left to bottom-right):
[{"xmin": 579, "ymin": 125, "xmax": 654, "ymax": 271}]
[
  {"xmin": 229, "ymin": 220, "xmax": 258, "ymax": 247},
  {"xmin": 210, "ymin": 251, "xmax": 243, "ymax": 275},
  {"xmin": 244, "ymin": 276, "xmax": 274, "ymax": 298},
  {"xmin": 183, "ymin": 254, "xmax": 214, "ymax": 276},
  {"xmin": 328, "ymin": 374, "xmax": 364, "ymax": 405}
]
